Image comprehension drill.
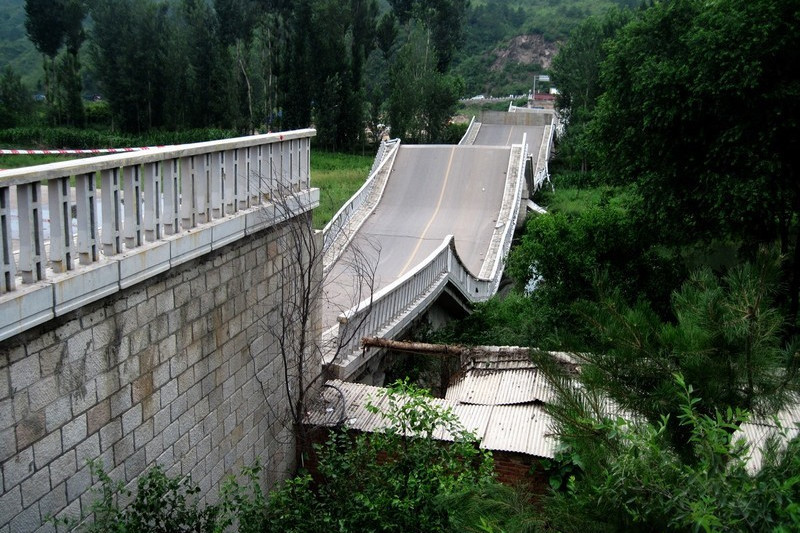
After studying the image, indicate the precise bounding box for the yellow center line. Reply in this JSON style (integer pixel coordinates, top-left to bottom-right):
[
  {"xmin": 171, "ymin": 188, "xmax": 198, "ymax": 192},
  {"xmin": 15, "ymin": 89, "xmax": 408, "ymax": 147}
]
[
  {"xmin": 397, "ymin": 146, "xmax": 457, "ymax": 277},
  {"xmin": 505, "ymin": 127, "xmax": 514, "ymax": 146}
]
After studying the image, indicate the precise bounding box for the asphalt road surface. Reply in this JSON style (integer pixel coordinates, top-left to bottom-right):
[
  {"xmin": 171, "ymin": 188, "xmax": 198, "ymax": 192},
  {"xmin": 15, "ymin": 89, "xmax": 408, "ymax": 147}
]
[
  {"xmin": 473, "ymin": 123, "xmax": 545, "ymax": 151},
  {"xmin": 323, "ymin": 144, "xmax": 512, "ymax": 324}
]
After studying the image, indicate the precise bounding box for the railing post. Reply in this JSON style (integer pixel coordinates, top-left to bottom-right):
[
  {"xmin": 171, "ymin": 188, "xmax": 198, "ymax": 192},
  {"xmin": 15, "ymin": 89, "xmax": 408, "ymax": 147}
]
[
  {"xmin": 223, "ymin": 150, "xmax": 235, "ymax": 215},
  {"xmin": 236, "ymin": 148, "xmax": 248, "ymax": 210},
  {"xmin": 17, "ymin": 182, "xmax": 46, "ymax": 283},
  {"xmin": 0, "ymin": 186, "xmax": 16, "ymax": 291},
  {"xmin": 210, "ymin": 152, "xmax": 223, "ymax": 219},
  {"xmin": 101, "ymin": 168, "xmax": 122, "ymax": 255},
  {"xmin": 246, "ymin": 147, "xmax": 258, "ymax": 206},
  {"xmin": 123, "ymin": 164, "xmax": 143, "ymax": 249},
  {"xmin": 196, "ymin": 154, "xmax": 210, "ymax": 224},
  {"xmin": 75, "ymin": 172, "xmax": 98, "ymax": 265},
  {"xmin": 180, "ymin": 156, "xmax": 197, "ymax": 229},
  {"xmin": 47, "ymin": 176, "xmax": 74, "ymax": 273},
  {"xmin": 143, "ymin": 162, "xmax": 162, "ymax": 242},
  {"xmin": 163, "ymin": 159, "xmax": 180, "ymax": 235}
]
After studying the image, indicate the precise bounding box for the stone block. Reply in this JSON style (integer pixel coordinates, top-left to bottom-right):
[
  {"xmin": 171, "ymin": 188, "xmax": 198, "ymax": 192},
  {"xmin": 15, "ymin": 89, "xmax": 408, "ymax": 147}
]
[
  {"xmin": 169, "ymin": 393, "xmax": 188, "ymax": 422},
  {"xmin": 27, "ymin": 376, "xmax": 58, "ymax": 413},
  {"xmin": 9, "ymin": 500, "xmax": 40, "ymax": 533},
  {"xmin": 95, "ymin": 370, "xmax": 120, "ymax": 403},
  {"xmin": 49, "ymin": 449, "xmax": 76, "ymax": 487},
  {"xmin": 0, "ymin": 427, "xmax": 15, "ymax": 463},
  {"xmin": 21, "ymin": 467, "xmax": 50, "ymax": 507},
  {"xmin": 109, "ymin": 385, "xmax": 131, "ymax": 419},
  {"xmin": 66, "ymin": 465, "xmax": 91, "ymax": 504},
  {"xmin": 69, "ymin": 379, "xmax": 97, "ymax": 416},
  {"xmin": 113, "ymin": 433, "xmax": 134, "ymax": 464},
  {"xmin": 99, "ymin": 418, "xmax": 121, "ymax": 452},
  {"xmin": 132, "ymin": 373, "xmax": 153, "ymax": 405},
  {"xmin": 161, "ymin": 379, "xmax": 178, "ymax": 408},
  {"xmin": 145, "ymin": 433, "xmax": 163, "ymax": 464},
  {"xmin": 10, "ymin": 356, "xmax": 40, "ymax": 392},
  {"xmin": 0, "ymin": 486, "xmax": 22, "ymax": 524},
  {"xmin": 162, "ymin": 420, "xmax": 180, "ymax": 448},
  {"xmin": 4, "ymin": 446, "xmax": 34, "ymax": 491},
  {"xmin": 65, "ymin": 328, "xmax": 93, "ymax": 363},
  {"xmin": 75, "ymin": 433, "xmax": 100, "ymax": 467},
  {"xmin": 38, "ymin": 482, "xmax": 67, "ymax": 522},
  {"xmin": 61, "ymin": 413, "xmax": 87, "ymax": 450},
  {"xmin": 118, "ymin": 353, "xmax": 141, "ymax": 387},
  {"xmin": 37, "ymin": 345, "xmax": 62, "ymax": 381},
  {"xmin": 153, "ymin": 406, "xmax": 170, "ymax": 435},
  {"xmin": 133, "ymin": 418, "xmax": 153, "ymax": 449},
  {"xmin": 121, "ymin": 404, "xmax": 142, "ymax": 436},
  {"xmin": 33, "ymin": 429, "xmax": 62, "ymax": 469},
  {"xmin": 153, "ymin": 361, "xmax": 170, "ymax": 389},
  {"xmin": 129, "ymin": 325, "xmax": 150, "ymax": 359},
  {"xmin": 16, "ymin": 412, "xmax": 46, "ymax": 452},
  {"xmin": 0, "ymin": 399, "xmax": 13, "ymax": 432},
  {"xmin": 124, "ymin": 448, "xmax": 146, "ymax": 482},
  {"xmin": 86, "ymin": 400, "xmax": 109, "ymax": 436}
]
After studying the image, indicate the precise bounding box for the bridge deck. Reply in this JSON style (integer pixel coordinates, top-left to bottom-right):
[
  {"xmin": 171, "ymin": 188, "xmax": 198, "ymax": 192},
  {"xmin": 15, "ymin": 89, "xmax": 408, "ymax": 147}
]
[
  {"xmin": 323, "ymin": 144, "xmax": 512, "ymax": 325},
  {"xmin": 473, "ymin": 123, "xmax": 545, "ymax": 150}
]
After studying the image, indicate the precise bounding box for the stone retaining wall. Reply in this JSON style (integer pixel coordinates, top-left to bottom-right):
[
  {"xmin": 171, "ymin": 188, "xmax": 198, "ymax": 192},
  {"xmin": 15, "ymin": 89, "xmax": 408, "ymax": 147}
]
[{"xmin": 0, "ymin": 219, "xmax": 321, "ymax": 532}]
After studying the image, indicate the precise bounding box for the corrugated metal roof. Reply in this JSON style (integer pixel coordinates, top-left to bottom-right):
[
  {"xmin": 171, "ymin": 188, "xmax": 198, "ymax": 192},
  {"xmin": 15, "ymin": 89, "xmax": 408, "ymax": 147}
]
[
  {"xmin": 447, "ymin": 367, "xmax": 555, "ymax": 405},
  {"xmin": 732, "ymin": 402, "xmax": 800, "ymax": 473},
  {"xmin": 304, "ymin": 380, "xmax": 558, "ymax": 458}
]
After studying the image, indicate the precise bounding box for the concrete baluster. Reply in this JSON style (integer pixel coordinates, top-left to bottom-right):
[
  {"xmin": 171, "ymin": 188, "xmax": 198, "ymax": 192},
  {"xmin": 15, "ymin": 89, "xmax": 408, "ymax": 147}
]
[
  {"xmin": 0, "ymin": 186, "xmax": 16, "ymax": 291},
  {"xmin": 143, "ymin": 162, "xmax": 162, "ymax": 242},
  {"xmin": 17, "ymin": 182, "xmax": 46, "ymax": 283},
  {"xmin": 210, "ymin": 152, "xmax": 223, "ymax": 219},
  {"xmin": 236, "ymin": 148, "xmax": 248, "ymax": 210},
  {"xmin": 101, "ymin": 168, "xmax": 122, "ymax": 256},
  {"xmin": 47, "ymin": 176, "xmax": 74, "ymax": 273},
  {"xmin": 123, "ymin": 165, "xmax": 143, "ymax": 249},
  {"xmin": 300, "ymin": 137, "xmax": 310, "ymax": 190},
  {"xmin": 254, "ymin": 145, "xmax": 267, "ymax": 200},
  {"xmin": 162, "ymin": 159, "xmax": 180, "ymax": 235},
  {"xmin": 268, "ymin": 144, "xmax": 277, "ymax": 198},
  {"xmin": 196, "ymin": 154, "xmax": 210, "ymax": 224},
  {"xmin": 75, "ymin": 173, "xmax": 98, "ymax": 265},
  {"xmin": 223, "ymin": 150, "xmax": 235, "ymax": 215},
  {"xmin": 180, "ymin": 156, "xmax": 197, "ymax": 230},
  {"xmin": 245, "ymin": 147, "xmax": 257, "ymax": 206}
]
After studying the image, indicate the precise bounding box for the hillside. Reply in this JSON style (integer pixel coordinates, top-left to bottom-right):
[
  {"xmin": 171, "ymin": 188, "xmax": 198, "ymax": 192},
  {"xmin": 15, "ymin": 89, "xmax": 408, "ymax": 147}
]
[{"xmin": 1, "ymin": 0, "xmax": 637, "ymax": 99}]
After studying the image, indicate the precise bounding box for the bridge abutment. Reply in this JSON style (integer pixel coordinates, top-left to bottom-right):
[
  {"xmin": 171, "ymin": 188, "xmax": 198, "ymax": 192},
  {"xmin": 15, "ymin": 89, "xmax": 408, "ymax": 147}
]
[{"xmin": 0, "ymin": 131, "xmax": 322, "ymax": 532}]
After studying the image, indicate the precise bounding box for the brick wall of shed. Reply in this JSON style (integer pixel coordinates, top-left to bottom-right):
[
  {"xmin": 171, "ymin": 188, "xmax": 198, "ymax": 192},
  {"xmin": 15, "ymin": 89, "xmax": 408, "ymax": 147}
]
[{"xmin": 0, "ymin": 221, "xmax": 322, "ymax": 533}]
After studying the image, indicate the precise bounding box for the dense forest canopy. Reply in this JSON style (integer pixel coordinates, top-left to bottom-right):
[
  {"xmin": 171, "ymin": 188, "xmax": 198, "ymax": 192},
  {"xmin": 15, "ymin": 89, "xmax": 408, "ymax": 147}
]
[{"xmin": 1, "ymin": 0, "xmax": 640, "ymax": 142}]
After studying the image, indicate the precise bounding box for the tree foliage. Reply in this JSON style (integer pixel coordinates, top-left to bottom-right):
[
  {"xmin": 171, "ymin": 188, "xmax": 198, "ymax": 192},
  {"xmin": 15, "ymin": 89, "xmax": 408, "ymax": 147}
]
[
  {"xmin": 538, "ymin": 374, "xmax": 800, "ymax": 532},
  {"xmin": 589, "ymin": 0, "xmax": 800, "ymax": 319}
]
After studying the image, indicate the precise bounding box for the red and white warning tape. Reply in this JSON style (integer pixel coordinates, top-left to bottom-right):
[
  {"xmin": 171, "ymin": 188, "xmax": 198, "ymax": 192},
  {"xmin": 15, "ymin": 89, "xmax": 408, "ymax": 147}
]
[{"xmin": 0, "ymin": 146, "xmax": 170, "ymax": 155}]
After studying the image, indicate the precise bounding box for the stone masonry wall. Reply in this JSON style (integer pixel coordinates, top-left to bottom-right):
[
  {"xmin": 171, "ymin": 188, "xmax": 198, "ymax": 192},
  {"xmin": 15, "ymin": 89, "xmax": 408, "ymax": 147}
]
[{"xmin": 0, "ymin": 220, "xmax": 321, "ymax": 533}]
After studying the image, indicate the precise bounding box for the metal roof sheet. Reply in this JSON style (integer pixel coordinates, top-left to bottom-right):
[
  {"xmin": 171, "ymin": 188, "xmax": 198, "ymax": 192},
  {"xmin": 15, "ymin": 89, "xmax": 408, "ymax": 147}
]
[
  {"xmin": 446, "ymin": 367, "xmax": 555, "ymax": 405},
  {"xmin": 305, "ymin": 380, "xmax": 558, "ymax": 458}
]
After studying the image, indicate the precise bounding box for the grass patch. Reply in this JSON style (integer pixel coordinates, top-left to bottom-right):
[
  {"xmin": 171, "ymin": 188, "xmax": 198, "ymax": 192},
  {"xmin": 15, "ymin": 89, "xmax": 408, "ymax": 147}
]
[
  {"xmin": 310, "ymin": 150, "xmax": 373, "ymax": 229},
  {"xmin": 536, "ymin": 185, "xmax": 634, "ymax": 216}
]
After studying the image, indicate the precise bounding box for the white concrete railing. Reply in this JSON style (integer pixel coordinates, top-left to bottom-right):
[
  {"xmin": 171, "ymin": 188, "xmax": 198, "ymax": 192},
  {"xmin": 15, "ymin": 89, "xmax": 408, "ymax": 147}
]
[
  {"xmin": 0, "ymin": 129, "xmax": 317, "ymax": 341},
  {"xmin": 458, "ymin": 116, "xmax": 477, "ymax": 146},
  {"xmin": 332, "ymin": 139, "xmax": 529, "ymax": 368},
  {"xmin": 533, "ymin": 117, "xmax": 556, "ymax": 192},
  {"xmin": 322, "ymin": 139, "xmax": 400, "ymax": 255}
]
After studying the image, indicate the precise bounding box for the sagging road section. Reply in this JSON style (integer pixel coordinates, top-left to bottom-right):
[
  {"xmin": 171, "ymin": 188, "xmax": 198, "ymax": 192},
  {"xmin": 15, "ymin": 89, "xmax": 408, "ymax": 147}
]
[{"xmin": 323, "ymin": 144, "xmax": 512, "ymax": 325}]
